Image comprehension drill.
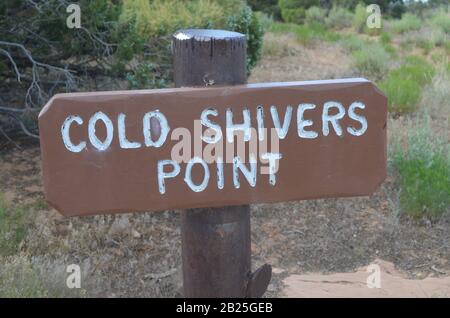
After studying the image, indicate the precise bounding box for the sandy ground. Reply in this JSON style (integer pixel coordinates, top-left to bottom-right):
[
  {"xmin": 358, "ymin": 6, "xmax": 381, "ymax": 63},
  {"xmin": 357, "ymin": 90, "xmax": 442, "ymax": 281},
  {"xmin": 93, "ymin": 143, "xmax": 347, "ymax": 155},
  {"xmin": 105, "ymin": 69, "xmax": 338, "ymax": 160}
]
[
  {"xmin": 0, "ymin": 34, "xmax": 449, "ymax": 297},
  {"xmin": 282, "ymin": 259, "xmax": 450, "ymax": 297}
]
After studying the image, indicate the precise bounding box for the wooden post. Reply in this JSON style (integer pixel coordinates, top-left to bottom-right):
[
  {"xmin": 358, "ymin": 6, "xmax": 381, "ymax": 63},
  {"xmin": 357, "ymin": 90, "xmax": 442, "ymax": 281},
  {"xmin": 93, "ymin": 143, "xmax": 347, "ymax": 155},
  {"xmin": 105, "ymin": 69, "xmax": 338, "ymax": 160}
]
[{"xmin": 172, "ymin": 29, "xmax": 271, "ymax": 298}]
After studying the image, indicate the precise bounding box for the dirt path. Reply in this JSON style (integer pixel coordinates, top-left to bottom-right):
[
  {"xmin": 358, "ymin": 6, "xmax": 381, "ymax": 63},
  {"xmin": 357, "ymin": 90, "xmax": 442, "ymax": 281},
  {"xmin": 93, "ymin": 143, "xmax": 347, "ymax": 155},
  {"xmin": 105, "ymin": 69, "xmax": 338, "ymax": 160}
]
[{"xmin": 281, "ymin": 259, "xmax": 450, "ymax": 297}]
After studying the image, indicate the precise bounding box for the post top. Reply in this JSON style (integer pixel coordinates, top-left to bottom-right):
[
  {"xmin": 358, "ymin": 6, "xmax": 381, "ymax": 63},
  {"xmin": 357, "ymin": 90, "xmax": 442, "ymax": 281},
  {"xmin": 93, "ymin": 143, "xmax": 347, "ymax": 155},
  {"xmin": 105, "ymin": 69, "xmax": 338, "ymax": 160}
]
[{"xmin": 173, "ymin": 29, "xmax": 245, "ymax": 41}]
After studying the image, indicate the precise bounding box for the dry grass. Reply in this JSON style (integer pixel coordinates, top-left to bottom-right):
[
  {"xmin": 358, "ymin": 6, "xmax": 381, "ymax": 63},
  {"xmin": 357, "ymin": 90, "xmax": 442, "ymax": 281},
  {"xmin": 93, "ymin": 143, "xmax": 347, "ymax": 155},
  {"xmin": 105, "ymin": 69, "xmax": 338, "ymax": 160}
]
[
  {"xmin": 261, "ymin": 33, "xmax": 300, "ymax": 58},
  {"xmin": 250, "ymin": 33, "xmax": 353, "ymax": 83},
  {"xmin": 420, "ymin": 67, "xmax": 450, "ymax": 124}
]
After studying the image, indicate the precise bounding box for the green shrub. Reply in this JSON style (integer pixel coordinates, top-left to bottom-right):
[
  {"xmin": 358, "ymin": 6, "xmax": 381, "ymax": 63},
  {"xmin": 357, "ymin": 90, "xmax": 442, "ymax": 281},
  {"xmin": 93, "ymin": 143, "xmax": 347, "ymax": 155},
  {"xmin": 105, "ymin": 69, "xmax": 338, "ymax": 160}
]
[
  {"xmin": 380, "ymin": 31, "xmax": 391, "ymax": 44},
  {"xmin": 379, "ymin": 78, "xmax": 421, "ymax": 113},
  {"xmin": 392, "ymin": 118, "xmax": 450, "ymax": 218},
  {"xmin": 430, "ymin": 52, "xmax": 450, "ymax": 70},
  {"xmin": 380, "ymin": 56, "xmax": 435, "ymax": 113},
  {"xmin": 325, "ymin": 6, "xmax": 354, "ymax": 30},
  {"xmin": 378, "ymin": 31, "xmax": 396, "ymax": 54},
  {"xmin": 417, "ymin": 39, "xmax": 434, "ymax": 54},
  {"xmin": 390, "ymin": 56, "xmax": 435, "ymax": 85},
  {"xmin": 270, "ymin": 22, "xmax": 298, "ymax": 33},
  {"xmin": 352, "ymin": 44, "xmax": 389, "ymax": 80},
  {"xmin": 126, "ymin": 63, "xmax": 168, "ymax": 89},
  {"xmin": 333, "ymin": 0, "xmax": 389, "ymax": 11},
  {"xmin": 120, "ymin": 0, "xmax": 226, "ymax": 37},
  {"xmin": 421, "ymin": 66, "xmax": 450, "ymax": 116},
  {"xmin": 271, "ymin": 22, "xmax": 341, "ymax": 45},
  {"xmin": 227, "ymin": 5, "xmax": 264, "ymax": 73},
  {"xmin": 296, "ymin": 23, "xmax": 341, "ymax": 44},
  {"xmin": 430, "ymin": 29, "xmax": 448, "ymax": 47},
  {"xmin": 430, "ymin": 10, "xmax": 450, "ymax": 34},
  {"xmin": 278, "ymin": 0, "xmax": 319, "ymax": 23},
  {"xmin": 279, "ymin": 3, "xmax": 305, "ymax": 23},
  {"xmin": 390, "ymin": 13, "xmax": 421, "ymax": 33},
  {"xmin": 305, "ymin": 6, "xmax": 327, "ymax": 25},
  {"xmin": 248, "ymin": 0, "xmax": 282, "ymax": 20},
  {"xmin": 255, "ymin": 11, "xmax": 275, "ymax": 31},
  {"xmin": 383, "ymin": 43, "xmax": 396, "ymax": 56},
  {"xmin": 120, "ymin": 0, "xmax": 264, "ymax": 76},
  {"xmin": 400, "ymin": 27, "xmax": 447, "ymax": 53},
  {"xmin": 445, "ymin": 41, "xmax": 450, "ymax": 56},
  {"xmin": 353, "ymin": 3, "xmax": 368, "ymax": 33},
  {"xmin": 340, "ymin": 35, "xmax": 367, "ymax": 52},
  {"xmin": 388, "ymin": 1, "xmax": 406, "ymax": 19}
]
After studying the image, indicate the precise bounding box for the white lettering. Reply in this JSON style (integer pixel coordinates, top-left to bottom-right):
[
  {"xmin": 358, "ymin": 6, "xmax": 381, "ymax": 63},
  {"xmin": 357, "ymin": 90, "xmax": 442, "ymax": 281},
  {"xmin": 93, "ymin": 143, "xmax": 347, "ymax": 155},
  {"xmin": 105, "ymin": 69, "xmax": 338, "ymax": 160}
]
[
  {"xmin": 143, "ymin": 111, "xmax": 170, "ymax": 148},
  {"xmin": 88, "ymin": 111, "xmax": 113, "ymax": 151},
  {"xmin": 347, "ymin": 102, "xmax": 368, "ymax": 136},
  {"xmin": 157, "ymin": 160, "xmax": 180, "ymax": 194},
  {"xmin": 297, "ymin": 104, "xmax": 318, "ymax": 139},
  {"xmin": 322, "ymin": 101, "xmax": 345, "ymax": 136},
  {"xmin": 118, "ymin": 113, "xmax": 141, "ymax": 149},
  {"xmin": 61, "ymin": 115, "xmax": 86, "ymax": 152}
]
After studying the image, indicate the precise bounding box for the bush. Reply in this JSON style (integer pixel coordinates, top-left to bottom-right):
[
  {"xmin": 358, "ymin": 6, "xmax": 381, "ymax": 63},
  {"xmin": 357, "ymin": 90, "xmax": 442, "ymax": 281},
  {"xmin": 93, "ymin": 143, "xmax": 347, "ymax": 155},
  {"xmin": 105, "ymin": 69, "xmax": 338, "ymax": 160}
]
[
  {"xmin": 255, "ymin": 11, "xmax": 275, "ymax": 31},
  {"xmin": 430, "ymin": 10, "xmax": 450, "ymax": 34},
  {"xmin": 325, "ymin": 6, "xmax": 354, "ymax": 30},
  {"xmin": 390, "ymin": 13, "xmax": 421, "ymax": 33},
  {"xmin": 353, "ymin": 3, "xmax": 368, "ymax": 33},
  {"xmin": 430, "ymin": 29, "xmax": 448, "ymax": 47},
  {"xmin": 340, "ymin": 35, "xmax": 367, "ymax": 52},
  {"xmin": 379, "ymin": 56, "xmax": 435, "ymax": 113},
  {"xmin": 278, "ymin": 0, "xmax": 320, "ymax": 23},
  {"xmin": 271, "ymin": 22, "xmax": 341, "ymax": 45},
  {"xmin": 120, "ymin": 0, "xmax": 264, "ymax": 75},
  {"xmin": 120, "ymin": 0, "xmax": 224, "ymax": 37},
  {"xmin": 305, "ymin": 6, "xmax": 327, "ymax": 25},
  {"xmin": 378, "ymin": 32, "xmax": 396, "ymax": 55},
  {"xmin": 227, "ymin": 5, "xmax": 265, "ymax": 73},
  {"xmin": 299, "ymin": 23, "xmax": 341, "ymax": 44},
  {"xmin": 248, "ymin": 0, "xmax": 282, "ymax": 20},
  {"xmin": 390, "ymin": 56, "xmax": 435, "ymax": 85},
  {"xmin": 333, "ymin": 0, "xmax": 389, "ymax": 11},
  {"xmin": 0, "ymin": 0, "xmax": 266, "ymax": 138},
  {"xmin": 352, "ymin": 44, "xmax": 389, "ymax": 80},
  {"xmin": 126, "ymin": 63, "xmax": 168, "ymax": 90},
  {"xmin": 388, "ymin": 1, "xmax": 406, "ymax": 19},
  {"xmin": 401, "ymin": 27, "xmax": 447, "ymax": 53},
  {"xmin": 380, "ymin": 31, "xmax": 391, "ymax": 44},
  {"xmin": 379, "ymin": 78, "xmax": 421, "ymax": 114},
  {"xmin": 421, "ymin": 66, "xmax": 450, "ymax": 115},
  {"xmin": 392, "ymin": 117, "xmax": 450, "ymax": 218}
]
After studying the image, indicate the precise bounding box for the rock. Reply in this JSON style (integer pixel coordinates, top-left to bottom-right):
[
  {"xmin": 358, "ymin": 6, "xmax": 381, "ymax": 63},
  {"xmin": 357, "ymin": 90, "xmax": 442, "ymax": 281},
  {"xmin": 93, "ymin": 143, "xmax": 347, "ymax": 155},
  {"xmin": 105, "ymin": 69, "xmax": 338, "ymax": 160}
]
[{"xmin": 131, "ymin": 229, "xmax": 141, "ymax": 238}]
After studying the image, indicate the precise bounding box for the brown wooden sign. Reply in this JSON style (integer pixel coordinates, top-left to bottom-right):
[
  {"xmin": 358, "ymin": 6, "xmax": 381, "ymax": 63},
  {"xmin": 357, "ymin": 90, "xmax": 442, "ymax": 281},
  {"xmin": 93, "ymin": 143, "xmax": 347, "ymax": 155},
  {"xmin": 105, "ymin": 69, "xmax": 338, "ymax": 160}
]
[{"xmin": 39, "ymin": 78, "xmax": 387, "ymax": 217}]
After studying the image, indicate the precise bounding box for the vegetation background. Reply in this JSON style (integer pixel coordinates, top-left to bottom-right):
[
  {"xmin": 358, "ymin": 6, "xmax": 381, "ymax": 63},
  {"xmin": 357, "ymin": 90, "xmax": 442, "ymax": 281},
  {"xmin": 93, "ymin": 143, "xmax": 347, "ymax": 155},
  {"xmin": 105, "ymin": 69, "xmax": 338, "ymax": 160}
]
[{"xmin": 0, "ymin": 0, "xmax": 449, "ymax": 297}]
